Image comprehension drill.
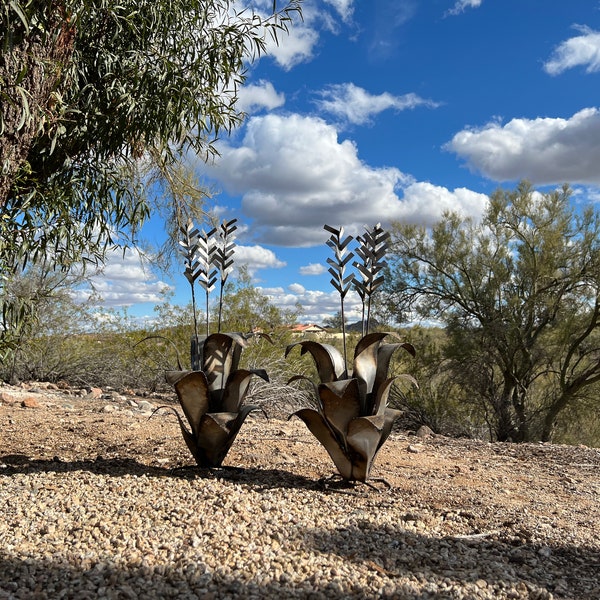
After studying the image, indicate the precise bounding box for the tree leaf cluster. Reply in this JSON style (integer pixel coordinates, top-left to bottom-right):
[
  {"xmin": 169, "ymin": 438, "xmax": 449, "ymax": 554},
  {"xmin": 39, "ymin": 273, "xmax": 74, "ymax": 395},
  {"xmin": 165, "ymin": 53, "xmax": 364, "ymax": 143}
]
[{"xmin": 1, "ymin": 0, "xmax": 302, "ymax": 271}]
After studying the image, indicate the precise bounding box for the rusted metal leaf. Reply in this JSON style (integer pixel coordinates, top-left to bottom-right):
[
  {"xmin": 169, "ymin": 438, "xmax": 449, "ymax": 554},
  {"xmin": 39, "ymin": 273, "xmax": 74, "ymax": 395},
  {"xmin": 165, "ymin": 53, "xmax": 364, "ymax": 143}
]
[{"xmin": 292, "ymin": 408, "xmax": 353, "ymax": 480}]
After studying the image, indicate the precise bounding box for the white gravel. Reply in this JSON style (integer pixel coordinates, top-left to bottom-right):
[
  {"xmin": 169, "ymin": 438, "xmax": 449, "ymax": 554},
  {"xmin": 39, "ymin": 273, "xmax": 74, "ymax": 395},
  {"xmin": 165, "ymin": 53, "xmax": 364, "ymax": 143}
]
[{"xmin": 1, "ymin": 386, "xmax": 599, "ymax": 599}]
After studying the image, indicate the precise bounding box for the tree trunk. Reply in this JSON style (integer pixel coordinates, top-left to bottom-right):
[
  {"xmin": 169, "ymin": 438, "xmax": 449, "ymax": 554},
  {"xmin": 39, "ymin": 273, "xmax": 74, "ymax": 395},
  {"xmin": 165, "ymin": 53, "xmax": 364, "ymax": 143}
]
[
  {"xmin": 0, "ymin": 12, "xmax": 75, "ymax": 206},
  {"xmin": 541, "ymin": 391, "xmax": 575, "ymax": 442}
]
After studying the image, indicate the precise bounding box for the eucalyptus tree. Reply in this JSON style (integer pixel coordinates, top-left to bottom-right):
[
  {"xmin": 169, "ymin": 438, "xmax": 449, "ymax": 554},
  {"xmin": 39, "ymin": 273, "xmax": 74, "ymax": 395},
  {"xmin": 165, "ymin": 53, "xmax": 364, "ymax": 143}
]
[
  {"xmin": 0, "ymin": 0, "xmax": 301, "ymax": 271},
  {"xmin": 0, "ymin": 0, "xmax": 301, "ymax": 365},
  {"xmin": 385, "ymin": 182, "xmax": 600, "ymax": 442}
]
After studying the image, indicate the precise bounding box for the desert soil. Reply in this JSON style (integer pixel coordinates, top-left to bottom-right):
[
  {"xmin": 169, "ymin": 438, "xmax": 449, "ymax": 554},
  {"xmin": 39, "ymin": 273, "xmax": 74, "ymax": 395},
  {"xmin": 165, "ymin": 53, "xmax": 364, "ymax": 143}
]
[{"xmin": 1, "ymin": 382, "xmax": 599, "ymax": 599}]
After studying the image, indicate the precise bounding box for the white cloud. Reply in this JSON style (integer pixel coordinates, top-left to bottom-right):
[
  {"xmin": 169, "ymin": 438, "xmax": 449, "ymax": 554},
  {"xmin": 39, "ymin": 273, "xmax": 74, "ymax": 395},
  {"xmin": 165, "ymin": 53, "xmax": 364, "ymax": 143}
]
[
  {"xmin": 446, "ymin": 108, "xmax": 600, "ymax": 184},
  {"xmin": 323, "ymin": 0, "xmax": 354, "ymax": 23},
  {"xmin": 299, "ymin": 263, "xmax": 327, "ymax": 276},
  {"xmin": 76, "ymin": 248, "xmax": 171, "ymax": 308},
  {"xmin": 255, "ymin": 1, "xmax": 356, "ymax": 70},
  {"xmin": 316, "ymin": 83, "xmax": 440, "ymax": 126},
  {"xmin": 237, "ymin": 80, "xmax": 285, "ymax": 114},
  {"xmin": 544, "ymin": 26, "xmax": 600, "ymax": 75},
  {"xmin": 260, "ymin": 284, "xmax": 363, "ymax": 324},
  {"xmin": 266, "ymin": 22, "xmax": 319, "ymax": 70},
  {"xmin": 235, "ymin": 244, "xmax": 286, "ymax": 275},
  {"xmin": 446, "ymin": 0, "xmax": 483, "ymax": 16},
  {"xmin": 200, "ymin": 113, "xmax": 488, "ymax": 245}
]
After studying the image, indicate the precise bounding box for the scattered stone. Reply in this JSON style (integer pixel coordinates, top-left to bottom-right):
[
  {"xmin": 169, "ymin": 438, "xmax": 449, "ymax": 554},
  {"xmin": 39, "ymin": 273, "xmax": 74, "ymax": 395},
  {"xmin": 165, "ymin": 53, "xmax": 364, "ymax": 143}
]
[
  {"xmin": 86, "ymin": 387, "xmax": 103, "ymax": 400},
  {"xmin": 137, "ymin": 400, "xmax": 154, "ymax": 413},
  {"xmin": 0, "ymin": 383, "xmax": 598, "ymax": 600},
  {"xmin": 0, "ymin": 391, "xmax": 19, "ymax": 405},
  {"xmin": 20, "ymin": 396, "xmax": 41, "ymax": 409},
  {"xmin": 415, "ymin": 425, "xmax": 434, "ymax": 438}
]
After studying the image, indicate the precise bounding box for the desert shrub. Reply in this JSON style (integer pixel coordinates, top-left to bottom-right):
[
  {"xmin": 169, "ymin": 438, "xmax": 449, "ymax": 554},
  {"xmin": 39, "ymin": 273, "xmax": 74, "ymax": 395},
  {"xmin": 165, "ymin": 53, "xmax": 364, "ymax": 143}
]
[{"xmin": 387, "ymin": 326, "xmax": 489, "ymax": 439}]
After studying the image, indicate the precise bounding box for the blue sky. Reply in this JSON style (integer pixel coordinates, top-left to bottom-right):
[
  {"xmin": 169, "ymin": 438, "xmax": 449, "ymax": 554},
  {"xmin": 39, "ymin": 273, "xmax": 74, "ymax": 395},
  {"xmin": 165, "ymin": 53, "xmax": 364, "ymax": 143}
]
[{"xmin": 88, "ymin": 0, "xmax": 600, "ymax": 324}]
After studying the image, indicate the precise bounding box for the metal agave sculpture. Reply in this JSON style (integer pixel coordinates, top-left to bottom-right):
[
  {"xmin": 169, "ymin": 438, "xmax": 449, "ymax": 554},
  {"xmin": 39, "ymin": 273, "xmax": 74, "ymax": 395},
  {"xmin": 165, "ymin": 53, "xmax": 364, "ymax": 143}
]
[
  {"xmin": 158, "ymin": 217, "xmax": 268, "ymax": 468},
  {"xmin": 286, "ymin": 333, "xmax": 416, "ymax": 482},
  {"xmin": 286, "ymin": 224, "xmax": 417, "ymax": 483},
  {"xmin": 162, "ymin": 332, "xmax": 269, "ymax": 468}
]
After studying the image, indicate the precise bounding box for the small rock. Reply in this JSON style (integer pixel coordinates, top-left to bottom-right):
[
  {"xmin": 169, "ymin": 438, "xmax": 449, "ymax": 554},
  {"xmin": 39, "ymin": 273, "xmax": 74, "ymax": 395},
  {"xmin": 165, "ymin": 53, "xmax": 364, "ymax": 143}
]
[
  {"xmin": 87, "ymin": 387, "xmax": 103, "ymax": 400},
  {"xmin": 137, "ymin": 400, "xmax": 154, "ymax": 412},
  {"xmin": 21, "ymin": 396, "xmax": 40, "ymax": 409},
  {"xmin": 0, "ymin": 391, "xmax": 20, "ymax": 405},
  {"xmin": 407, "ymin": 444, "xmax": 421, "ymax": 453},
  {"xmin": 416, "ymin": 425, "xmax": 434, "ymax": 438}
]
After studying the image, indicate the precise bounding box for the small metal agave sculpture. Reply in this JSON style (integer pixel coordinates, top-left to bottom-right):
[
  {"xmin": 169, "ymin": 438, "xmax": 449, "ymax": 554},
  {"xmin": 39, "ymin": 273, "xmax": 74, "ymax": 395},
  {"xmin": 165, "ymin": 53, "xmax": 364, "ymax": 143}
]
[
  {"xmin": 156, "ymin": 218, "xmax": 270, "ymax": 468},
  {"xmin": 286, "ymin": 224, "xmax": 417, "ymax": 483},
  {"xmin": 162, "ymin": 332, "xmax": 269, "ymax": 468}
]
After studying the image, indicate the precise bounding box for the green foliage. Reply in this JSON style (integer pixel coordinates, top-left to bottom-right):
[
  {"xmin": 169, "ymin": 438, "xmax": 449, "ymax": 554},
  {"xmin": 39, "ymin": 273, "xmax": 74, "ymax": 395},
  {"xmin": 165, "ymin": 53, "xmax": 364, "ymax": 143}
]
[
  {"xmin": 1, "ymin": 0, "xmax": 302, "ymax": 271},
  {"xmin": 386, "ymin": 182, "xmax": 600, "ymax": 443},
  {"xmin": 0, "ymin": 266, "xmax": 152, "ymax": 389},
  {"xmin": 388, "ymin": 326, "xmax": 488, "ymax": 438}
]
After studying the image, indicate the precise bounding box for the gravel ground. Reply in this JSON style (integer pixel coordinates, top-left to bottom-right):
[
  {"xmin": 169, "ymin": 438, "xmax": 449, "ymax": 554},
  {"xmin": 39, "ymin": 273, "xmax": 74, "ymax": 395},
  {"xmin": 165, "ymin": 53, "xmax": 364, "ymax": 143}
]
[{"xmin": 1, "ymin": 383, "xmax": 599, "ymax": 599}]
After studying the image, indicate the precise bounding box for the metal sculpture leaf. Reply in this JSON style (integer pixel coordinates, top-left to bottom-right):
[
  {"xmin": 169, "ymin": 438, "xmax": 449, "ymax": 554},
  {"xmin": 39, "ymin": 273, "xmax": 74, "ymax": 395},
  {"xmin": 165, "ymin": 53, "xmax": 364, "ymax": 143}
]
[
  {"xmin": 293, "ymin": 409, "xmax": 353, "ymax": 480},
  {"xmin": 173, "ymin": 371, "xmax": 210, "ymax": 438},
  {"xmin": 203, "ymin": 332, "xmax": 247, "ymax": 392},
  {"xmin": 346, "ymin": 416, "xmax": 385, "ymax": 480},
  {"xmin": 319, "ymin": 379, "xmax": 361, "ymax": 442},
  {"xmin": 221, "ymin": 368, "xmax": 269, "ymax": 413},
  {"xmin": 352, "ymin": 332, "xmax": 396, "ymax": 396},
  {"xmin": 285, "ymin": 340, "xmax": 346, "ymax": 382}
]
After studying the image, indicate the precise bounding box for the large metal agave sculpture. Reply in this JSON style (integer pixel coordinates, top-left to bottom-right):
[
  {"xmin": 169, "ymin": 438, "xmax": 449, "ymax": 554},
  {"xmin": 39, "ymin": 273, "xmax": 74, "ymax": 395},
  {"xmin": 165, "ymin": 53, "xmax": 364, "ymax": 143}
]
[
  {"xmin": 287, "ymin": 333, "xmax": 415, "ymax": 482},
  {"xmin": 157, "ymin": 218, "xmax": 269, "ymax": 468},
  {"xmin": 286, "ymin": 224, "xmax": 417, "ymax": 483},
  {"xmin": 163, "ymin": 332, "xmax": 269, "ymax": 468}
]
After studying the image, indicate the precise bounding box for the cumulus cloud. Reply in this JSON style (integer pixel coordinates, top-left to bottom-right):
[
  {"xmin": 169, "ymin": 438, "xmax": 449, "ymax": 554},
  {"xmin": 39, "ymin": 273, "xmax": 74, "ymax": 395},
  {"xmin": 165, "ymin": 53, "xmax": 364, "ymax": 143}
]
[
  {"xmin": 323, "ymin": 0, "xmax": 354, "ymax": 23},
  {"xmin": 200, "ymin": 113, "xmax": 488, "ymax": 245},
  {"xmin": 446, "ymin": 0, "xmax": 483, "ymax": 16},
  {"xmin": 252, "ymin": 1, "xmax": 355, "ymax": 70},
  {"xmin": 260, "ymin": 285, "xmax": 363, "ymax": 324},
  {"xmin": 544, "ymin": 26, "xmax": 600, "ymax": 75},
  {"xmin": 234, "ymin": 244, "xmax": 286, "ymax": 275},
  {"xmin": 76, "ymin": 248, "xmax": 171, "ymax": 308},
  {"xmin": 299, "ymin": 263, "xmax": 327, "ymax": 276},
  {"xmin": 255, "ymin": 1, "xmax": 324, "ymax": 70},
  {"xmin": 237, "ymin": 80, "xmax": 285, "ymax": 114},
  {"xmin": 316, "ymin": 83, "xmax": 440, "ymax": 126},
  {"xmin": 446, "ymin": 108, "xmax": 600, "ymax": 184},
  {"xmin": 267, "ymin": 24, "xmax": 319, "ymax": 70}
]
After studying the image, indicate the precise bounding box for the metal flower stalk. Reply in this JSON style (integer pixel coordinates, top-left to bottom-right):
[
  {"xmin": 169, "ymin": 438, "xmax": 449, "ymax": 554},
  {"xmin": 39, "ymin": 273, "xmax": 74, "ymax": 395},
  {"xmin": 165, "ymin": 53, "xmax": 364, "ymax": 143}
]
[
  {"xmin": 214, "ymin": 218, "xmax": 237, "ymax": 333},
  {"xmin": 179, "ymin": 221, "xmax": 202, "ymax": 341},
  {"xmin": 324, "ymin": 224, "xmax": 354, "ymax": 373},
  {"xmin": 196, "ymin": 226, "xmax": 218, "ymax": 337},
  {"xmin": 354, "ymin": 223, "xmax": 390, "ymax": 337}
]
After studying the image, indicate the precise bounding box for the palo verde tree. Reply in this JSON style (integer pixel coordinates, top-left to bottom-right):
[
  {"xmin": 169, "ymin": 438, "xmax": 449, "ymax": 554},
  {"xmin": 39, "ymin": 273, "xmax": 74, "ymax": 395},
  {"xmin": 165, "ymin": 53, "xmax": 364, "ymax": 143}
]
[
  {"xmin": 385, "ymin": 182, "xmax": 600, "ymax": 442},
  {"xmin": 0, "ymin": 0, "xmax": 301, "ymax": 272}
]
